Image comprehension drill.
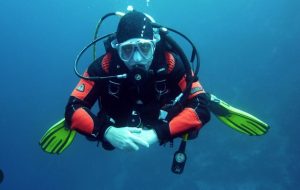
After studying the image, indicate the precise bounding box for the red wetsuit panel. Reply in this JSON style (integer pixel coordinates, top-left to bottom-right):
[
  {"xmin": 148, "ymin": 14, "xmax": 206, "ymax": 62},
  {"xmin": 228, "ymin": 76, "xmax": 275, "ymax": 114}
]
[
  {"xmin": 71, "ymin": 72, "xmax": 95, "ymax": 101},
  {"xmin": 169, "ymin": 107, "xmax": 202, "ymax": 136},
  {"xmin": 178, "ymin": 75, "xmax": 204, "ymax": 99},
  {"xmin": 71, "ymin": 108, "xmax": 94, "ymax": 134}
]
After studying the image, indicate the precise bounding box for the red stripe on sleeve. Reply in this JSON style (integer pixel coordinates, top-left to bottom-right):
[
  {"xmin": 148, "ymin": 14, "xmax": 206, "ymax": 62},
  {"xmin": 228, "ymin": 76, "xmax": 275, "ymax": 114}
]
[
  {"xmin": 71, "ymin": 72, "xmax": 95, "ymax": 101},
  {"xmin": 70, "ymin": 108, "xmax": 94, "ymax": 134},
  {"xmin": 169, "ymin": 108, "xmax": 202, "ymax": 136},
  {"xmin": 178, "ymin": 75, "xmax": 205, "ymax": 99}
]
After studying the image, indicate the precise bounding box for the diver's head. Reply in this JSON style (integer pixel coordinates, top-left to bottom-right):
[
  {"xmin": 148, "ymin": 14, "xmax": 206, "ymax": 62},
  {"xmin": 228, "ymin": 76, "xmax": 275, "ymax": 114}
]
[{"xmin": 112, "ymin": 11, "xmax": 159, "ymax": 72}]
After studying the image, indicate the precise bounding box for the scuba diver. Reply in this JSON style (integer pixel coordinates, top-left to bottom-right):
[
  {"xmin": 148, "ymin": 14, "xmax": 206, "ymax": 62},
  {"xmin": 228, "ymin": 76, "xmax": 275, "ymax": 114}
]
[
  {"xmin": 40, "ymin": 8, "xmax": 269, "ymax": 174},
  {"xmin": 65, "ymin": 10, "xmax": 211, "ymax": 151}
]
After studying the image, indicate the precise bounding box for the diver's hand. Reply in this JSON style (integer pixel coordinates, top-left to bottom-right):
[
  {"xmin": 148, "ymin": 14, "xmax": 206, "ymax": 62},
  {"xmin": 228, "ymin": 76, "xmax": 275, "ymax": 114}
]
[
  {"xmin": 104, "ymin": 126, "xmax": 149, "ymax": 151},
  {"xmin": 137, "ymin": 129, "xmax": 159, "ymax": 146}
]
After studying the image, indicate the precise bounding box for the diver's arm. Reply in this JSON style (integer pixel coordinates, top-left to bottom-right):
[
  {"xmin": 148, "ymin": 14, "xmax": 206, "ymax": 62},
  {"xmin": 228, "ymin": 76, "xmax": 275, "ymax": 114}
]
[
  {"xmin": 151, "ymin": 85, "xmax": 211, "ymax": 143},
  {"xmin": 65, "ymin": 57, "xmax": 150, "ymax": 151},
  {"xmin": 151, "ymin": 53, "xmax": 211, "ymax": 143},
  {"xmin": 65, "ymin": 55, "xmax": 115, "ymax": 141},
  {"xmin": 64, "ymin": 71, "xmax": 113, "ymax": 140},
  {"xmin": 168, "ymin": 91, "xmax": 211, "ymax": 137}
]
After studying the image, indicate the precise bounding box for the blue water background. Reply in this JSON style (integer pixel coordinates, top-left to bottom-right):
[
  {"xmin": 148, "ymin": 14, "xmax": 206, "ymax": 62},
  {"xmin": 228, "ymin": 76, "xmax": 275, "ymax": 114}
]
[{"xmin": 0, "ymin": 0, "xmax": 299, "ymax": 189}]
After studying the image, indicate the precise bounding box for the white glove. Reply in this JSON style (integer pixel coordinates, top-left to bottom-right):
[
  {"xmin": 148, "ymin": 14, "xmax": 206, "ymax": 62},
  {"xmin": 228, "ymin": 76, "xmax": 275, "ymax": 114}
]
[
  {"xmin": 136, "ymin": 129, "xmax": 159, "ymax": 146},
  {"xmin": 104, "ymin": 126, "xmax": 149, "ymax": 151}
]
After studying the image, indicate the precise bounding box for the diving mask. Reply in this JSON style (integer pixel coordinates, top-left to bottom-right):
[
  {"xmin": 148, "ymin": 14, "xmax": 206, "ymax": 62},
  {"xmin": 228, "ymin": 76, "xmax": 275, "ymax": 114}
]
[{"xmin": 113, "ymin": 38, "xmax": 156, "ymax": 63}]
